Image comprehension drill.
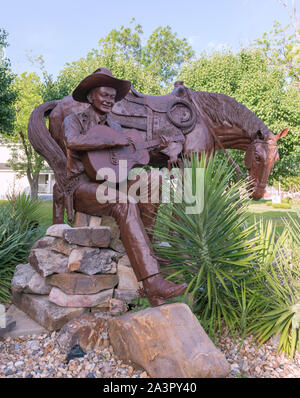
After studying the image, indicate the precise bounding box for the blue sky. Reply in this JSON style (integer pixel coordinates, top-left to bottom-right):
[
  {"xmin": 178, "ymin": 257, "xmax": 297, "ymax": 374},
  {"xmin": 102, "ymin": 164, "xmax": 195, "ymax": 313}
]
[{"xmin": 1, "ymin": 0, "xmax": 296, "ymax": 78}]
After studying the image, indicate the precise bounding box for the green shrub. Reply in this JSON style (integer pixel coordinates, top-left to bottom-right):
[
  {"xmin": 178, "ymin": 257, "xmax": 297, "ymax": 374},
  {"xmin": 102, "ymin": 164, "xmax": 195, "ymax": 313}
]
[
  {"xmin": 282, "ymin": 197, "xmax": 292, "ymax": 204},
  {"xmin": 272, "ymin": 203, "xmax": 292, "ymax": 209},
  {"xmin": 153, "ymin": 153, "xmax": 259, "ymax": 336},
  {"xmin": 0, "ymin": 194, "xmax": 45, "ymax": 302},
  {"xmin": 266, "ymin": 201, "xmax": 272, "ymax": 206},
  {"xmin": 247, "ymin": 216, "xmax": 300, "ymax": 358}
]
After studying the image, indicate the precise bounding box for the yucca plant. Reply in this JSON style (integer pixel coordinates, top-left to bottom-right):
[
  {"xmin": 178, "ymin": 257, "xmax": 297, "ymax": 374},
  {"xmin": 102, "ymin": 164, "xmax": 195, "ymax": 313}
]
[
  {"xmin": 0, "ymin": 194, "xmax": 45, "ymax": 302},
  {"xmin": 153, "ymin": 153, "xmax": 259, "ymax": 336},
  {"xmin": 249, "ymin": 215, "xmax": 300, "ymax": 358}
]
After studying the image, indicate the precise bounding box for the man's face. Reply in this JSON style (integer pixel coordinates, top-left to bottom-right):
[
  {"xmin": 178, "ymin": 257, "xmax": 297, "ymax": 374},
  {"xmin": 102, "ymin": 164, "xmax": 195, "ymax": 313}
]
[{"xmin": 89, "ymin": 86, "xmax": 117, "ymax": 114}]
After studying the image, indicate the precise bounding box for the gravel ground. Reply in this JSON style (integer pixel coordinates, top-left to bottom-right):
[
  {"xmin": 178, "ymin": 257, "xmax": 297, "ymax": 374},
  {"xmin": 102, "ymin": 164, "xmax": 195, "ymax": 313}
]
[{"xmin": 1, "ymin": 331, "xmax": 300, "ymax": 378}]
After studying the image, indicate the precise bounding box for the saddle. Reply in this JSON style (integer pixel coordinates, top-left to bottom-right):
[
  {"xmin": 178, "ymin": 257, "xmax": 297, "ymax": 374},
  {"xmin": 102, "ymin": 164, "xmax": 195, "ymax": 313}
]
[{"xmin": 111, "ymin": 84, "xmax": 196, "ymax": 142}]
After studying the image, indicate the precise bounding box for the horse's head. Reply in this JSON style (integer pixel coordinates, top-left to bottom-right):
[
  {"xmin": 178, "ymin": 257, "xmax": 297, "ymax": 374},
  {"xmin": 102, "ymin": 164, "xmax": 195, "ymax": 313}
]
[{"xmin": 244, "ymin": 128, "xmax": 289, "ymax": 200}]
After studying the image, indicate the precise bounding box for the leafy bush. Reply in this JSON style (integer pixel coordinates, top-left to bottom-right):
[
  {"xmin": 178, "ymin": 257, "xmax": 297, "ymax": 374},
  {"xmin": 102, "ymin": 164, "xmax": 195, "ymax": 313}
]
[
  {"xmin": 0, "ymin": 194, "xmax": 45, "ymax": 302},
  {"xmin": 153, "ymin": 153, "xmax": 259, "ymax": 336},
  {"xmin": 271, "ymin": 203, "xmax": 292, "ymax": 209},
  {"xmin": 266, "ymin": 201, "xmax": 272, "ymax": 206},
  {"xmin": 248, "ymin": 216, "xmax": 300, "ymax": 358}
]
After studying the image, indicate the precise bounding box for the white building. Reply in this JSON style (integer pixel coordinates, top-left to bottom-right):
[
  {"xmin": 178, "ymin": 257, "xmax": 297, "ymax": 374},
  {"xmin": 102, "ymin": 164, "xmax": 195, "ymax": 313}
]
[{"xmin": 0, "ymin": 142, "xmax": 54, "ymax": 199}]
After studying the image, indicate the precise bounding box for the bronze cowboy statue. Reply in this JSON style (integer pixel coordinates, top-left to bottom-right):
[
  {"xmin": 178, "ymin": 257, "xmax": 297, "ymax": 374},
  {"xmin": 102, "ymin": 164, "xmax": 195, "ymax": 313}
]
[{"xmin": 28, "ymin": 67, "xmax": 289, "ymax": 307}]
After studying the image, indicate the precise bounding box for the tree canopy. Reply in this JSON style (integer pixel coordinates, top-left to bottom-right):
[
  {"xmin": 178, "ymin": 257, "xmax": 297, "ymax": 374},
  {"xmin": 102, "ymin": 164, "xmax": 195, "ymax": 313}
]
[
  {"xmin": 179, "ymin": 49, "xmax": 300, "ymax": 181},
  {"xmin": 0, "ymin": 29, "xmax": 17, "ymax": 135}
]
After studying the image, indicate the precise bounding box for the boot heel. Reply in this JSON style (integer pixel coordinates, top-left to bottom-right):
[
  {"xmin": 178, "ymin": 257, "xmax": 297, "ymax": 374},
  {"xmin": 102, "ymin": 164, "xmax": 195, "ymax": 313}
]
[{"xmin": 147, "ymin": 296, "xmax": 167, "ymax": 307}]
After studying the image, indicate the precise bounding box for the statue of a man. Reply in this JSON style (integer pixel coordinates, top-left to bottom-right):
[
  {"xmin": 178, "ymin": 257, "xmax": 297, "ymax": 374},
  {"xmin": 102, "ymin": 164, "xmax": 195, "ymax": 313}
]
[{"xmin": 63, "ymin": 68, "xmax": 187, "ymax": 306}]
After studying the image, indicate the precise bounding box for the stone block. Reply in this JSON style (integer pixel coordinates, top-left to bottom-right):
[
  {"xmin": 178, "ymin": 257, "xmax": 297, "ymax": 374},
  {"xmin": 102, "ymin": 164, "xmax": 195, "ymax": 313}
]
[
  {"xmin": 29, "ymin": 248, "xmax": 68, "ymax": 278},
  {"xmin": 108, "ymin": 303, "xmax": 230, "ymax": 378},
  {"xmin": 64, "ymin": 226, "xmax": 111, "ymax": 248},
  {"xmin": 32, "ymin": 236, "xmax": 78, "ymax": 256},
  {"xmin": 11, "ymin": 263, "xmax": 51, "ymax": 295},
  {"xmin": 46, "ymin": 273, "xmax": 118, "ymax": 295},
  {"xmin": 117, "ymin": 265, "xmax": 141, "ymax": 291},
  {"xmin": 46, "ymin": 224, "xmax": 72, "ymax": 239},
  {"xmin": 114, "ymin": 289, "xmax": 140, "ymax": 302},
  {"xmin": 110, "ymin": 238, "xmax": 126, "ymax": 253},
  {"xmin": 68, "ymin": 247, "xmax": 118, "ymax": 275},
  {"xmin": 12, "ymin": 291, "xmax": 87, "ymax": 331},
  {"xmin": 73, "ymin": 212, "xmax": 89, "ymax": 227},
  {"xmin": 56, "ymin": 312, "xmax": 110, "ymax": 353},
  {"xmin": 101, "ymin": 216, "xmax": 120, "ymax": 240},
  {"xmin": 89, "ymin": 216, "xmax": 102, "ymax": 228},
  {"xmin": 48, "ymin": 287, "xmax": 114, "ymax": 307}
]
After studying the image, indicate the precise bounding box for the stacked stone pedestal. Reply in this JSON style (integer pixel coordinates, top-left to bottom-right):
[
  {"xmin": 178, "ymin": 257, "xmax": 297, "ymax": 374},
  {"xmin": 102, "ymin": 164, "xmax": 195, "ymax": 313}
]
[{"xmin": 11, "ymin": 213, "xmax": 142, "ymax": 331}]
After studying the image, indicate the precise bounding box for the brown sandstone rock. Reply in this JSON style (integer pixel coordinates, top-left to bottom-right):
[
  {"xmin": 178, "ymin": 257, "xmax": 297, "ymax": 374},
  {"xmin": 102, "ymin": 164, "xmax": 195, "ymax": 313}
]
[
  {"xmin": 46, "ymin": 273, "xmax": 118, "ymax": 295},
  {"xmin": 114, "ymin": 289, "xmax": 140, "ymax": 302},
  {"xmin": 63, "ymin": 226, "xmax": 111, "ymax": 247},
  {"xmin": 11, "ymin": 263, "xmax": 51, "ymax": 295},
  {"xmin": 56, "ymin": 312, "xmax": 110, "ymax": 353},
  {"xmin": 108, "ymin": 303, "xmax": 230, "ymax": 378},
  {"xmin": 48, "ymin": 287, "xmax": 114, "ymax": 307},
  {"xmin": 29, "ymin": 248, "xmax": 68, "ymax": 277},
  {"xmin": 89, "ymin": 216, "xmax": 102, "ymax": 228},
  {"xmin": 68, "ymin": 247, "xmax": 118, "ymax": 274},
  {"xmin": 46, "ymin": 224, "xmax": 72, "ymax": 239},
  {"xmin": 117, "ymin": 265, "xmax": 141, "ymax": 291},
  {"xmin": 32, "ymin": 236, "xmax": 78, "ymax": 256},
  {"xmin": 12, "ymin": 291, "xmax": 87, "ymax": 331},
  {"xmin": 73, "ymin": 212, "xmax": 89, "ymax": 227}
]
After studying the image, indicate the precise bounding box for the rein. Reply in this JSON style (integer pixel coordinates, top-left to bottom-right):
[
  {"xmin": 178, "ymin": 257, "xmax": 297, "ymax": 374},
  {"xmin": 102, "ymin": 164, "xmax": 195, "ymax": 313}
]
[{"xmin": 186, "ymin": 89, "xmax": 247, "ymax": 181}]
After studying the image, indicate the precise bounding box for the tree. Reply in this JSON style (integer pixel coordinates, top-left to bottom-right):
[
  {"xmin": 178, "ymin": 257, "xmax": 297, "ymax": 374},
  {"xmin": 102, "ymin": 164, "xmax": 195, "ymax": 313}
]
[
  {"xmin": 7, "ymin": 72, "xmax": 45, "ymax": 199},
  {"xmin": 252, "ymin": 0, "xmax": 300, "ymax": 91},
  {"xmin": 56, "ymin": 20, "xmax": 195, "ymax": 94},
  {"xmin": 178, "ymin": 49, "xmax": 300, "ymax": 181},
  {"xmin": 0, "ymin": 29, "xmax": 17, "ymax": 135}
]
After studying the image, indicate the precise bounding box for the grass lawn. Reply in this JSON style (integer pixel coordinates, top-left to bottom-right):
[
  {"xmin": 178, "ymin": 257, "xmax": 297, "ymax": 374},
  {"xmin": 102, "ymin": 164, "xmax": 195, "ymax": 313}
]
[
  {"xmin": 2, "ymin": 198, "xmax": 299, "ymax": 236},
  {"xmin": 247, "ymin": 200, "xmax": 300, "ymax": 236}
]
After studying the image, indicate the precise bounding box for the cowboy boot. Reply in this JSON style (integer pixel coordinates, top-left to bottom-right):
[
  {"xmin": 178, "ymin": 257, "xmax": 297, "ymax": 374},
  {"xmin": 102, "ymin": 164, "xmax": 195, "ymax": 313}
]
[{"xmin": 142, "ymin": 273, "xmax": 187, "ymax": 307}]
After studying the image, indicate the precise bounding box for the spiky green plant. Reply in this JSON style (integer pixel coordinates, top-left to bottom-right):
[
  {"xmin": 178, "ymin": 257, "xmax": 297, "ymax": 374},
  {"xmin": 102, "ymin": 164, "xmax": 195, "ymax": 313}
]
[
  {"xmin": 0, "ymin": 194, "xmax": 45, "ymax": 302},
  {"xmin": 249, "ymin": 215, "xmax": 300, "ymax": 358},
  {"xmin": 153, "ymin": 153, "xmax": 259, "ymax": 336}
]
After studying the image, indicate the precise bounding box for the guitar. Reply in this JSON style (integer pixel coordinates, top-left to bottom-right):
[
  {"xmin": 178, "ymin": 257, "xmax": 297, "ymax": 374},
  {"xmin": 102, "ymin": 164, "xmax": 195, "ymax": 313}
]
[{"xmin": 81, "ymin": 125, "xmax": 184, "ymax": 183}]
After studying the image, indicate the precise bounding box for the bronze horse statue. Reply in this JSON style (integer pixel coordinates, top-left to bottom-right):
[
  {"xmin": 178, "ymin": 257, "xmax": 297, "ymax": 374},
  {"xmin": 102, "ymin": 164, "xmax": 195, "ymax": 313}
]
[{"xmin": 28, "ymin": 82, "xmax": 288, "ymax": 224}]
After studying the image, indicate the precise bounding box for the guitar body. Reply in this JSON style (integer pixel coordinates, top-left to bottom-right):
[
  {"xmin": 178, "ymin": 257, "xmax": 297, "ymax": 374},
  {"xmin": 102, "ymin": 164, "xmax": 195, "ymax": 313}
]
[{"xmin": 82, "ymin": 126, "xmax": 150, "ymax": 183}]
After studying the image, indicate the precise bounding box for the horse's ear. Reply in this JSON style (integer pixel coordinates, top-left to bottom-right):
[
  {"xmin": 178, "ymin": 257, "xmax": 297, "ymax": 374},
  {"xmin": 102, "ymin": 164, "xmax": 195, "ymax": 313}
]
[{"xmin": 277, "ymin": 128, "xmax": 289, "ymax": 140}]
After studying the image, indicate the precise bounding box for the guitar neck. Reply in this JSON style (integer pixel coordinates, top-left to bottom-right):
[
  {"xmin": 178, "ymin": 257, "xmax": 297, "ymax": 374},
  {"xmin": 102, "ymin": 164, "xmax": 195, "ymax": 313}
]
[{"xmin": 137, "ymin": 134, "xmax": 184, "ymax": 149}]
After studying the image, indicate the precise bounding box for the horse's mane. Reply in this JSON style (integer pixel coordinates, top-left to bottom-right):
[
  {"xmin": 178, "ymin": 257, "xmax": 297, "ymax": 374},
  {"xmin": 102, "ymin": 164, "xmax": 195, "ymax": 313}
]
[{"xmin": 192, "ymin": 90, "xmax": 273, "ymax": 140}]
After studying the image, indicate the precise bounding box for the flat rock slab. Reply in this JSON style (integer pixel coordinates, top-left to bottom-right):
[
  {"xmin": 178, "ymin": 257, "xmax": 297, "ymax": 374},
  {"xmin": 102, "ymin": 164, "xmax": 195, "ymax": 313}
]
[
  {"xmin": 114, "ymin": 289, "xmax": 140, "ymax": 302},
  {"xmin": 29, "ymin": 248, "xmax": 68, "ymax": 277},
  {"xmin": 46, "ymin": 273, "xmax": 118, "ymax": 295},
  {"xmin": 64, "ymin": 227, "xmax": 111, "ymax": 248},
  {"xmin": 68, "ymin": 247, "xmax": 118, "ymax": 275},
  {"xmin": 46, "ymin": 224, "xmax": 72, "ymax": 239},
  {"xmin": 11, "ymin": 263, "xmax": 51, "ymax": 295},
  {"xmin": 56, "ymin": 312, "xmax": 110, "ymax": 353},
  {"xmin": 117, "ymin": 265, "xmax": 141, "ymax": 291},
  {"xmin": 12, "ymin": 291, "xmax": 87, "ymax": 331},
  {"xmin": 48, "ymin": 287, "xmax": 114, "ymax": 308},
  {"xmin": 33, "ymin": 236, "xmax": 78, "ymax": 256},
  {"xmin": 3, "ymin": 305, "xmax": 47, "ymax": 337},
  {"xmin": 108, "ymin": 303, "xmax": 230, "ymax": 378}
]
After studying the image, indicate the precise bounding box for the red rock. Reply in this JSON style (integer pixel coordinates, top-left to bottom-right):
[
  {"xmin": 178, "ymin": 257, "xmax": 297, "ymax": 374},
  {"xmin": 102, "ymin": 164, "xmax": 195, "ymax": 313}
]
[
  {"xmin": 46, "ymin": 224, "xmax": 72, "ymax": 238},
  {"xmin": 56, "ymin": 312, "xmax": 110, "ymax": 353},
  {"xmin": 48, "ymin": 287, "xmax": 114, "ymax": 307},
  {"xmin": 64, "ymin": 227, "xmax": 111, "ymax": 247},
  {"xmin": 68, "ymin": 247, "xmax": 118, "ymax": 274},
  {"xmin": 46, "ymin": 273, "xmax": 118, "ymax": 295},
  {"xmin": 28, "ymin": 248, "xmax": 68, "ymax": 277},
  {"xmin": 108, "ymin": 303, "xmax": 230, "ymax": 378},
  {"xmin": 12, "ymin": 291, "xmax": 87, "ymax": 331}
]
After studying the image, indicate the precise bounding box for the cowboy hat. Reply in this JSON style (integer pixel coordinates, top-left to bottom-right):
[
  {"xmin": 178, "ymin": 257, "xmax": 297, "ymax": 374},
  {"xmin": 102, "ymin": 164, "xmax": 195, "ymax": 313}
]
[{"xmin": 72, "ymin": 68, "xmax": 131, "ymax": 103}]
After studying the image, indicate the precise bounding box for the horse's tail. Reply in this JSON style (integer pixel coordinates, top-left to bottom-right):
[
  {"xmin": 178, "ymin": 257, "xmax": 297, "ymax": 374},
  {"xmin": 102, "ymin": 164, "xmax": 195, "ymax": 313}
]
[{"xmin": 28, "ymin": 101, "xmax": 79, "ymax": 223}]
